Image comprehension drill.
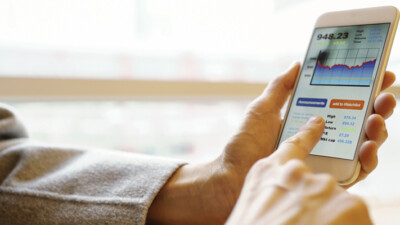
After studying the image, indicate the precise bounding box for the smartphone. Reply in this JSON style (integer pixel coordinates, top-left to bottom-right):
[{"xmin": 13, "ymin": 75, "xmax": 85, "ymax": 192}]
[{"xmin": 276, "ymin": 6, "xmax": 399, "ymax": 185}]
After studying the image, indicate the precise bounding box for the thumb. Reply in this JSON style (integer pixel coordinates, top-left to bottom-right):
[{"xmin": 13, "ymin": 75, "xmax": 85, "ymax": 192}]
[
  {"xmin": 271, "ymin": 116, "xmax": 325, "ymax": 164},
  {"xmin": 231, "ymin": 62, "xmax": 301, "ymax": 161},
  {"xmin": 248, "ymin": 62, "xmax": 300, "ymax": 114}
]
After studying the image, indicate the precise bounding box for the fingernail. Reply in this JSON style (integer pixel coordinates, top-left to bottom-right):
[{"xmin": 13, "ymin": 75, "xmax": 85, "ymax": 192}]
[{"xmin": 307, "ymin": 116, "xmax": 323, "ymax": 125}]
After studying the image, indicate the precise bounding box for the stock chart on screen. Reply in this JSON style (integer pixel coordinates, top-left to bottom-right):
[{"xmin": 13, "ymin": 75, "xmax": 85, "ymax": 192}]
[{"xmin": 311, "ymin": 48, "xmax": 378, "ymax": 86}]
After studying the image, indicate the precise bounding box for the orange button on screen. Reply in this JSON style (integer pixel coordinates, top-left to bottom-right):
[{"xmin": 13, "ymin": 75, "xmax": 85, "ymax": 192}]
[{"xmin": 329, "ymin": 99, "xmax": 364, "ymax": 110}]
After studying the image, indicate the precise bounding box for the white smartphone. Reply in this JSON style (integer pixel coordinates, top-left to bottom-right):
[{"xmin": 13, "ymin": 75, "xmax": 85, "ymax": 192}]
[{"xmin": 276, "ymin": 6, "xmax": 399, "ymax": 185}]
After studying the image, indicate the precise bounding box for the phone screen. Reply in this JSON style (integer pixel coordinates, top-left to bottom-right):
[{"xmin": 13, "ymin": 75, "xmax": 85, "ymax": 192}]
[{"xmin": 278, "ymin": 23, "xmax": 390, "ymax": 160}]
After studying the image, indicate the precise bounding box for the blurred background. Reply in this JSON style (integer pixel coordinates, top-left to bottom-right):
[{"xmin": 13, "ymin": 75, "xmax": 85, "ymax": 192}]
[{"xmin": 1, "ymin": 0, "xmax": 400, "ymax": 223}]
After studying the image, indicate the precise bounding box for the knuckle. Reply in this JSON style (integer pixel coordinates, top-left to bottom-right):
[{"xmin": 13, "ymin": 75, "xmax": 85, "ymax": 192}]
[
  {"xmin": 301, "ymin": 173, "xmax": 337, "ymax": 198},
  {"xmin": 285, "ymin": 159, "xmax": 307, "ymax": 170},
  {"xmin": 315, "ymin": 174, "xmax": 337, "ymax": 193},
  {"xmin": 318, "ymin": 174, "xmax": 336, "ymax": 186},
  {"xmin": 282, "ymin": 159, "xmax": 309, "ymax": 177},
  {"xmin": 284, "ymin": 136, "xmax": 309, "ymax": 155},
  {"xmin": 245, "ymin": 101, "xmax": 279, "ymax": 119},
  {"xmin": 250, "ymin": 158, "xmax": 274, "ymax": 174},
  {"xmin": 345, "ymin": 195, "xmax": 369, "ymax": 213},
  {"xmin": 285, "ymin": 135, "xmax": 302, "ymax": 146}
]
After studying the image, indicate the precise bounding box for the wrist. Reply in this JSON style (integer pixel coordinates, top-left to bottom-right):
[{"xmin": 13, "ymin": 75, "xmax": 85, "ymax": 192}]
[
  {"xmin": 146, "ymin": 159, "xmax": 243, "ymax": 225},
  {"xmin": 146, "ymin": 163, "xmax": 208, "ymax": 225}
]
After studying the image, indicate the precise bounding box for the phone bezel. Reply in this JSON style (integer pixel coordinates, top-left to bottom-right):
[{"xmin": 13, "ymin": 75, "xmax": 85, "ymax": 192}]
[{"xmin": 277, "ymin": 6, "xmax": 399, "ymax": 184}]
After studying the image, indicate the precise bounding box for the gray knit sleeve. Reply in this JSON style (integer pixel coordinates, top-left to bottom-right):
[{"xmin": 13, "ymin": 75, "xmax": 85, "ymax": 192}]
[{"xmin": 0, "ymin": 104, "xmax": 186, "ymax": 225}]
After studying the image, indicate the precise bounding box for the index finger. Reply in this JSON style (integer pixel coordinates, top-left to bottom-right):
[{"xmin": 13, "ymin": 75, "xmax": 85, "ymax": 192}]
[{"xmin": 271, "ymin": 116, "xmax": 325, "ymax": 164}]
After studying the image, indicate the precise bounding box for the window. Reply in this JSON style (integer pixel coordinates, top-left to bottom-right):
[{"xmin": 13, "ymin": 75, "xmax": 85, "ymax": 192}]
[{"xmin": 1, "ymin": 1, "xmax": 400, "ymax": 223}]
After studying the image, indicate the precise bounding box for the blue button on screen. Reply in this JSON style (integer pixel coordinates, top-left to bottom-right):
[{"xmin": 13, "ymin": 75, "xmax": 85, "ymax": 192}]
[{"xmin": 296, "ymin": 98, "xmax": 327, "ymax": 108}]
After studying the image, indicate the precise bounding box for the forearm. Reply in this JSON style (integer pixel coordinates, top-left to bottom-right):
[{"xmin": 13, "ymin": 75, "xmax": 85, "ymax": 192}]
[{"xmin": 0, "ymin": 104, "xmax": 186, "ymax": 225}]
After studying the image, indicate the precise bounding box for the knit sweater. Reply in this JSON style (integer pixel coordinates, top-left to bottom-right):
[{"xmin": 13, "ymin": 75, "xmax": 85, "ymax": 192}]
[{"xmin": 0, "ymin": 104, "xmax": 185, "ymax": 225}]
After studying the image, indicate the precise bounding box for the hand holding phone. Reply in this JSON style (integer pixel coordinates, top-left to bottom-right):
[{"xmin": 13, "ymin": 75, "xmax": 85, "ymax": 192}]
[{"xmin": 277, "ymin": 6, "xmax": 399, "ymax": 185}]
